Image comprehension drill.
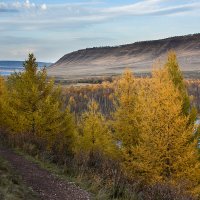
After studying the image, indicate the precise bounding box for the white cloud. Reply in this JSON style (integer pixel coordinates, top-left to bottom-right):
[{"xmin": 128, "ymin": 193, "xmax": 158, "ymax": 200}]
[
  {"xmin": 102, "ymin": 0, "xmax": 200, "ymax": 16},
  {"xmin": 0, "ymin": 0, "xmax": 200, "ymax": 32},
  {"xmin": 0, "ymin": 0, "xmax": 47, "ymax": 12},
  {"xmin": 103, "ymin": 0, "xmax": 161, "ymax": 14},
  {"xmin": 41, "ymin": 4, "xmax": 47, "ymax": 11},
  {"xmin": 24, "ymin": 0, "xmax": 35, "ymax": 9},
  {"xmin": 12, "ymin": 2, "xmax": 21, "ymax": 9},
  {"xmin": 1, "ymin": 0, "xmax": 200, "ymax": 21}
]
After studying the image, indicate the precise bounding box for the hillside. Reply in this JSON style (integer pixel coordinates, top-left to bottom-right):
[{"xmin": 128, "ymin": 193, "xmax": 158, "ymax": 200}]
[{"xmin": 48, "ymin": 34, "xmax": 200, "ymax": 80}]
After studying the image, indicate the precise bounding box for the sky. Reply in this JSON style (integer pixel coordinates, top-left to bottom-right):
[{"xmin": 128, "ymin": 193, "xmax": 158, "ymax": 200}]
[{"xmin": 0, "ymin": 0, "xmax": 200, "ymax": 62}]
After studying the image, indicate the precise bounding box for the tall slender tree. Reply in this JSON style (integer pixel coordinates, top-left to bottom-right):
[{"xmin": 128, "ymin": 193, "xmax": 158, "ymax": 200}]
[
  {"xmin": 164, "ymin": 51, "xmax": 191, "ymax": 116},
  {"xmin": 113, "ymin": 70, "xmax": 139, "ymax": 148},
  {"xmin": 4, "ymin": 54, "xmax": 75, "ymax": 154},
  {"xmin": 76, "ymin": 100, "xmax": 117, "ymax": 161},
  {"xmin": 0, "ymin": 76, "xmax": 6, "ymax": 129}
]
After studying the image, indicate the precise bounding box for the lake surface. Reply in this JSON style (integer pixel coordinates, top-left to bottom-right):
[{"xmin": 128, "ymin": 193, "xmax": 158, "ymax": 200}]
[{"xmin": 0, "ymin": 61, "xmax": 52, "ymax": 76}]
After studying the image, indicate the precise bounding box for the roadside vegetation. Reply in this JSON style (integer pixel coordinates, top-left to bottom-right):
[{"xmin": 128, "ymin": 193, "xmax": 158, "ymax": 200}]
[
  {"xmin": 0, "ymin": 51, "xmax": 200, "ymax": 199},
  {"xmin": 0, "ymin": 156, "xmax": 38, "ymax": 200}
]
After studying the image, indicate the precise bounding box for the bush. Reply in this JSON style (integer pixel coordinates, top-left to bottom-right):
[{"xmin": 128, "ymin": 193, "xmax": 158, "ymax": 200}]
[{"xmin": 139, "ymin": 183, "xmax": 196, "ymax": 200}]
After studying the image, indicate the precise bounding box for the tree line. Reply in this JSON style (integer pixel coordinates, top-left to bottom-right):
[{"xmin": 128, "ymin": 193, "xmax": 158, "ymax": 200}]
[
  {"xmin": 63, "ymin": 79, "xmax": 200, "ymax": 118},
  {"xmin": 0, "ymin": 51, "xmax": 200, "ymax": 199}
]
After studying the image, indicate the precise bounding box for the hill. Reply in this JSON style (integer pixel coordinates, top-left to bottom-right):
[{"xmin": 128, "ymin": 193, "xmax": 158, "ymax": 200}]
[{"xmin": 48, "ymin": 33, "xmax": 200, "ymax": 80}]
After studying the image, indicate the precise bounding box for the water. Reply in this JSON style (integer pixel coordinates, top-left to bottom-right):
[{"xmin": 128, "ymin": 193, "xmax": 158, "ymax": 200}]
[
  {"xmin": 195, "ymin": 119, "xmax": 200, "ymax": 126},
  {"xmin": 0, "ymin": 61, "xmax": 52, "ymax": 76}
]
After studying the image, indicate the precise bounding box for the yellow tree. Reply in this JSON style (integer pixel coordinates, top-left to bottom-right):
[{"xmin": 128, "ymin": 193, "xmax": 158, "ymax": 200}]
[
  {"xmin": 123, "ymin": 68, "xmax": 200, "ymax": 196},
  {"xmin": 76, "ymin": 100, "xmax": 117, "ymax": 161},
  {"xmin": 0, "ymin": 76, "xmax": 6, "ymax": 129},
  {"xmin": 4, "ymin": 54, "xmax": 75, "ymax": 155},
  {"xmin": 113, "ymin": 69, "xmax": 139, "ymax": 148},
  {"xmin": 165, "ymin": 51, "xmax": 191, "ymax": 116}
]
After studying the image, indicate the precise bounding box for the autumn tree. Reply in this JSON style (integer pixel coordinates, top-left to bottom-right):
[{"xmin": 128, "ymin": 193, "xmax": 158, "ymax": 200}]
[
  {"xmin": 123, "ymin": 68, "xmax": 200, "ymax": 196},
  {"xmin": 76, "ymin": 100, "xmax": 117, "ymax": 163},
  {"xmin": 165, "ymin": 51, "xmax": 191, "ymax": 116},
  {"xmin": 113, "ymin": 69, "xmax": 139, "ymax": 148},
  {"xmin": 0, "ymin": 76, "xmax": 6, "ymax": 129},
  {"xmin": 4, "ymin": 54, "xmax": 75, "ymax": 155}
]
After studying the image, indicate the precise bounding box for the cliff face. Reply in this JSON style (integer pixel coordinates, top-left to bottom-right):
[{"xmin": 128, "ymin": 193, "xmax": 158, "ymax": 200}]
[{"xmin": 48, "ymin": 34, "xmax": 200, "ymax": 80}]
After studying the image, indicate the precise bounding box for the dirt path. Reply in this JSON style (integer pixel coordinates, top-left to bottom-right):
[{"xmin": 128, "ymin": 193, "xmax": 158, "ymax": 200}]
[{"xmin": 0, "ymin": 148, "xmax": 90, "ymax": 200}]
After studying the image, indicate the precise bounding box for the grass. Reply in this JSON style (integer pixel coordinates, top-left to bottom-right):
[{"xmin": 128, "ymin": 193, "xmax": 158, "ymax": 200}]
[
  {"xmin": 15, "ymin": 149, "xmax": 135, "ymax": 200},
  {"xmin": 0, "ymin": 156, "xmax": 38, "ymax": 200},
  {"xmin": 1, "ymin": 148, "xmax": 196, "ymax": 200},
  {"xmin": 15, "ymin": 149, "xmax": 100, "ymax": 199}
]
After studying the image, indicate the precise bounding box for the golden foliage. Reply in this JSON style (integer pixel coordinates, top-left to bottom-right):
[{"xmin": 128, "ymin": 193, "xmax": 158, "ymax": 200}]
[
  {"xmin": 113, "ymin": 69, "xmax": 139, "ymax": 148},
  {"xmin": 165, "ymin": 51, "xmax": 191, "ymax": 115},
  {"xmin": 76, "ymin": 100, "xmax": 117, "ymax": 158},
  {"xmin": 120, "ymin": 68, "xmax": 200, "ymax": 195},
  {"xmin": 2, "ymin": 52, "xmax": 200, "ymax": 198},
  {"xmin": 3, "ymin": 54, "xmax": 75, "ymax": 154},
  {"xmin": 0, "ymin": 76, "xmax": 6, "ymax": 128}
]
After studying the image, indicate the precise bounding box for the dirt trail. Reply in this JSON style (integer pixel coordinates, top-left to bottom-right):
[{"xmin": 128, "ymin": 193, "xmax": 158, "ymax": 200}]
[{"xmin": 0, "ymin": 148, "xmax": 90, "ymax": 200}]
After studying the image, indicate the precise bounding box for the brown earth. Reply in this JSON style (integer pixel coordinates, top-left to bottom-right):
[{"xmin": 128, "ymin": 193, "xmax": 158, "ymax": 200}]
[{"xmin": 0, "ymin": 148, "xmax": 90, "ymax": 200}]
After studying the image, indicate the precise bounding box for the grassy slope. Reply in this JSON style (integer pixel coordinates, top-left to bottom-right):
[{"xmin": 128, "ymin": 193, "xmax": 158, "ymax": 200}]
[{"xmin": 0, "ymin": 156, "xmax": 38, "ymax": 200}]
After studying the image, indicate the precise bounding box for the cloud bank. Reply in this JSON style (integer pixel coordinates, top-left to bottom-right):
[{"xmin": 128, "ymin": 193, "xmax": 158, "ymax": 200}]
[
  {"xmin": 0, "ymin": 0, "xmax": 199, "ymax": 61},
  {"xmin": 0, "ymin": 0, "xmax": 199, "ymax": 30},
  {"xmin": 0, "ymin": 0, "xmax": 47, "ymax": 12}
]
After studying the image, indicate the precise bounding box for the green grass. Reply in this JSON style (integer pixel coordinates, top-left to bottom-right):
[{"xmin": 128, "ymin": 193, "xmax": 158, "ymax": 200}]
[{"xmin": 0, "ymin": 156, "xmax": 38, "ymax": 200}]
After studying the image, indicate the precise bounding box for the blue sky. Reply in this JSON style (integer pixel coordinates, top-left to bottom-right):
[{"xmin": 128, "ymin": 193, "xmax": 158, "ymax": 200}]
[{"xmin": 0, "ymin": 0, "xmax": 200, "ymax": 62}]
